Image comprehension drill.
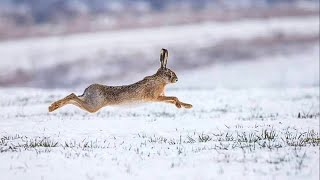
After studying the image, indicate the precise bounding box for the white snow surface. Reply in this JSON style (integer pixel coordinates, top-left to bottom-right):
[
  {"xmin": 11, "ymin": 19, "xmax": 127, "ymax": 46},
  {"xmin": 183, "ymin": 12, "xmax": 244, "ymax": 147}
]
[{"xmin": 0, "ymin": 86, "xmax": 319, "ymax": 180}]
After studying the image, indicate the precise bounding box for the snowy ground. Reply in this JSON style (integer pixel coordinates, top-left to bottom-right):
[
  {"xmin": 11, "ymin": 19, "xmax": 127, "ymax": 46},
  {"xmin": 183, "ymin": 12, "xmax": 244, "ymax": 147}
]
[
  {"xmin": 0, "ymin": 15, "xmax": 319, "ymax": 180},
  {"xmin": 0, "ymin": 86, "xmax": 319, "ymax": 180}
]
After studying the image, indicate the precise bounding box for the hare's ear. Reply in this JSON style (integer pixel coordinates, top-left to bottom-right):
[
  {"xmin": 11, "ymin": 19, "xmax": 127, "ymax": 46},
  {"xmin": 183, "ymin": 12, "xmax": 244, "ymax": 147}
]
[{"xmin": 160, "ymin": 48, "xmax": 168, "ymax": 69}]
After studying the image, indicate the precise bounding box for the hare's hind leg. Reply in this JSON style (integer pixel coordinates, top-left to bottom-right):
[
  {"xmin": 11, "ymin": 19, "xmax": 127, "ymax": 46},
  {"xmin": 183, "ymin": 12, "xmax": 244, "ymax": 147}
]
[
  {"xmin": 49, "ymin": 93, "xmax": 99, "ymax": 113},
  {"xmin": 49, "ymin": 93, "xmax": 74, "ymax": 112},
  {"xmin": 69, "ymin": 99, "xmax": 100, "ymax": 113}
]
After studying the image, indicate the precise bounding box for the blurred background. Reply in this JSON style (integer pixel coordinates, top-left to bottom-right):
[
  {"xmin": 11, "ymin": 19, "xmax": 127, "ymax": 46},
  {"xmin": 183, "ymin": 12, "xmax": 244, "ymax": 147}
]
[{"xmin": 0, "ymin": 0, "xmax": 318, "ymax": 89}]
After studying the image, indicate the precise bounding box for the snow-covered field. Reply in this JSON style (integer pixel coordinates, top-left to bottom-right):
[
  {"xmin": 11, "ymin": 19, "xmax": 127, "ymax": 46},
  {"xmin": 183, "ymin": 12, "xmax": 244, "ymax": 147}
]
[
  {"xmin": 0, "ymin": 86, "xmax": 319, "ymax": 180},
  {"xmin": 0, "ymin": 15, "xmax": 319, "ymax": 180}
]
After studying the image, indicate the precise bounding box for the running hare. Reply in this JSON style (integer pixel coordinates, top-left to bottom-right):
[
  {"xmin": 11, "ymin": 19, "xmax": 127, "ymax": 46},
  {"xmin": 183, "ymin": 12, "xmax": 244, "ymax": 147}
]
[{"xmin": 48, "ymin": 48, "xmax": 192, "ymax": 113}]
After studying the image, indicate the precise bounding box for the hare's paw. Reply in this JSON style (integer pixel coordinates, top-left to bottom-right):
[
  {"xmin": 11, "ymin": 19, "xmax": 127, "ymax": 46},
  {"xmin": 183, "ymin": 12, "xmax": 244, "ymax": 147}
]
[
  {"xmin": 48, "ymin": 102, "xmax": 59, "ymax": 112},
  {"xmin": 183, "ymin": 103, "xmax": 193, "ymax": 109}
]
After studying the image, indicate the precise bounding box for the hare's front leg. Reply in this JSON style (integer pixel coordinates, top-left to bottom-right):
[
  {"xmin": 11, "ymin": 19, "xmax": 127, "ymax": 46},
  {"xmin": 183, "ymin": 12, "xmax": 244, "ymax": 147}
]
[
  {"xmin": 157, "ymin": 96, "xmax": 192, "ymax": 109},
  {"xmin": 179, "ymin": 101, "xmax": 193, "ymax": 109}
]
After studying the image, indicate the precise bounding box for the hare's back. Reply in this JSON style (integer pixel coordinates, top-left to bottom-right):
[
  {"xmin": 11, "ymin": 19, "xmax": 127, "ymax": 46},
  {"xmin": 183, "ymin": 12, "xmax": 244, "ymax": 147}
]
[{"xmin": 81, "ymin": 84, "xmax": 125, "ymax": 102}]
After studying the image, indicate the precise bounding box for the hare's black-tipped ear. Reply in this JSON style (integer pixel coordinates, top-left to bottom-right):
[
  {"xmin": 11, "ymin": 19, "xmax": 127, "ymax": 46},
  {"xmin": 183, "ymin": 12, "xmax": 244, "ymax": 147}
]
[{"xmin": 160, "ymin": 48, "xmax": 168, "ymax": 69}]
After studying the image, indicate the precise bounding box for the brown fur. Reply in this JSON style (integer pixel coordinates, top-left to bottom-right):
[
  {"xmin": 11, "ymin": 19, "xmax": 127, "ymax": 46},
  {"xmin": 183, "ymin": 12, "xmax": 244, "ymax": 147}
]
[{"xmin": 48, "ymin": 49, "xmax": 192, "ymax": 113}]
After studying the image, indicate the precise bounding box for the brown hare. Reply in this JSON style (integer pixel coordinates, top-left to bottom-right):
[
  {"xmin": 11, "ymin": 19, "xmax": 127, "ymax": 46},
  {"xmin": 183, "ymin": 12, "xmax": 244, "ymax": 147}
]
[{"xmin": 48, "ymin": 48, "xmax": 192, "ymax": 113}]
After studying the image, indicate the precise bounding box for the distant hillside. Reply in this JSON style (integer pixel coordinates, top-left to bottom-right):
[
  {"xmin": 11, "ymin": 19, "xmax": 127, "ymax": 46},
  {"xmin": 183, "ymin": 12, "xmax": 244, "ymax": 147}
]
[
  {"xmin": 0, "ymin": 0, "xmax": 318, "ymax": 40},
  {"xmin": 0, "ymin": 0, "xmax": 318, "ymax": 24}
]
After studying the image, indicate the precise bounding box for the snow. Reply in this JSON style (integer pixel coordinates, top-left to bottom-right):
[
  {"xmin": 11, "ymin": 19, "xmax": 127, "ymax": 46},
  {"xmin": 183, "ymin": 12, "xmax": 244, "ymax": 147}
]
[{"xmin": 0, "ymin": 86, "xmax": 319, "ymax": 180}]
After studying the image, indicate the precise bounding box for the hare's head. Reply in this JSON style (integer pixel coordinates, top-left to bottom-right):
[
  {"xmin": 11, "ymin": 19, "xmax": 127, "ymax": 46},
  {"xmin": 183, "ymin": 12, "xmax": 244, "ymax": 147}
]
[{"xmin": 156, "ymin": 49, "xmax": 178, "ymax": 84}]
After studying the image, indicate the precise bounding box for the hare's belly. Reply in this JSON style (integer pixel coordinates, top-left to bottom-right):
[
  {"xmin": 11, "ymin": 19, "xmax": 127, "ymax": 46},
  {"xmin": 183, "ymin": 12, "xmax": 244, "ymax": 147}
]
[{"xmin": 103, "ymin": 91, "xmax": 146, "ymax": 106}]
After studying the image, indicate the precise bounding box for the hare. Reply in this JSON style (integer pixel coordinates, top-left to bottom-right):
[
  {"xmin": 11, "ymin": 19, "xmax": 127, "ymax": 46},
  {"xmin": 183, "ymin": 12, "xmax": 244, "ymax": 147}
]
[{"xmin": 48, "ymin": 48, "xmax": 192, "ymax": 113}]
